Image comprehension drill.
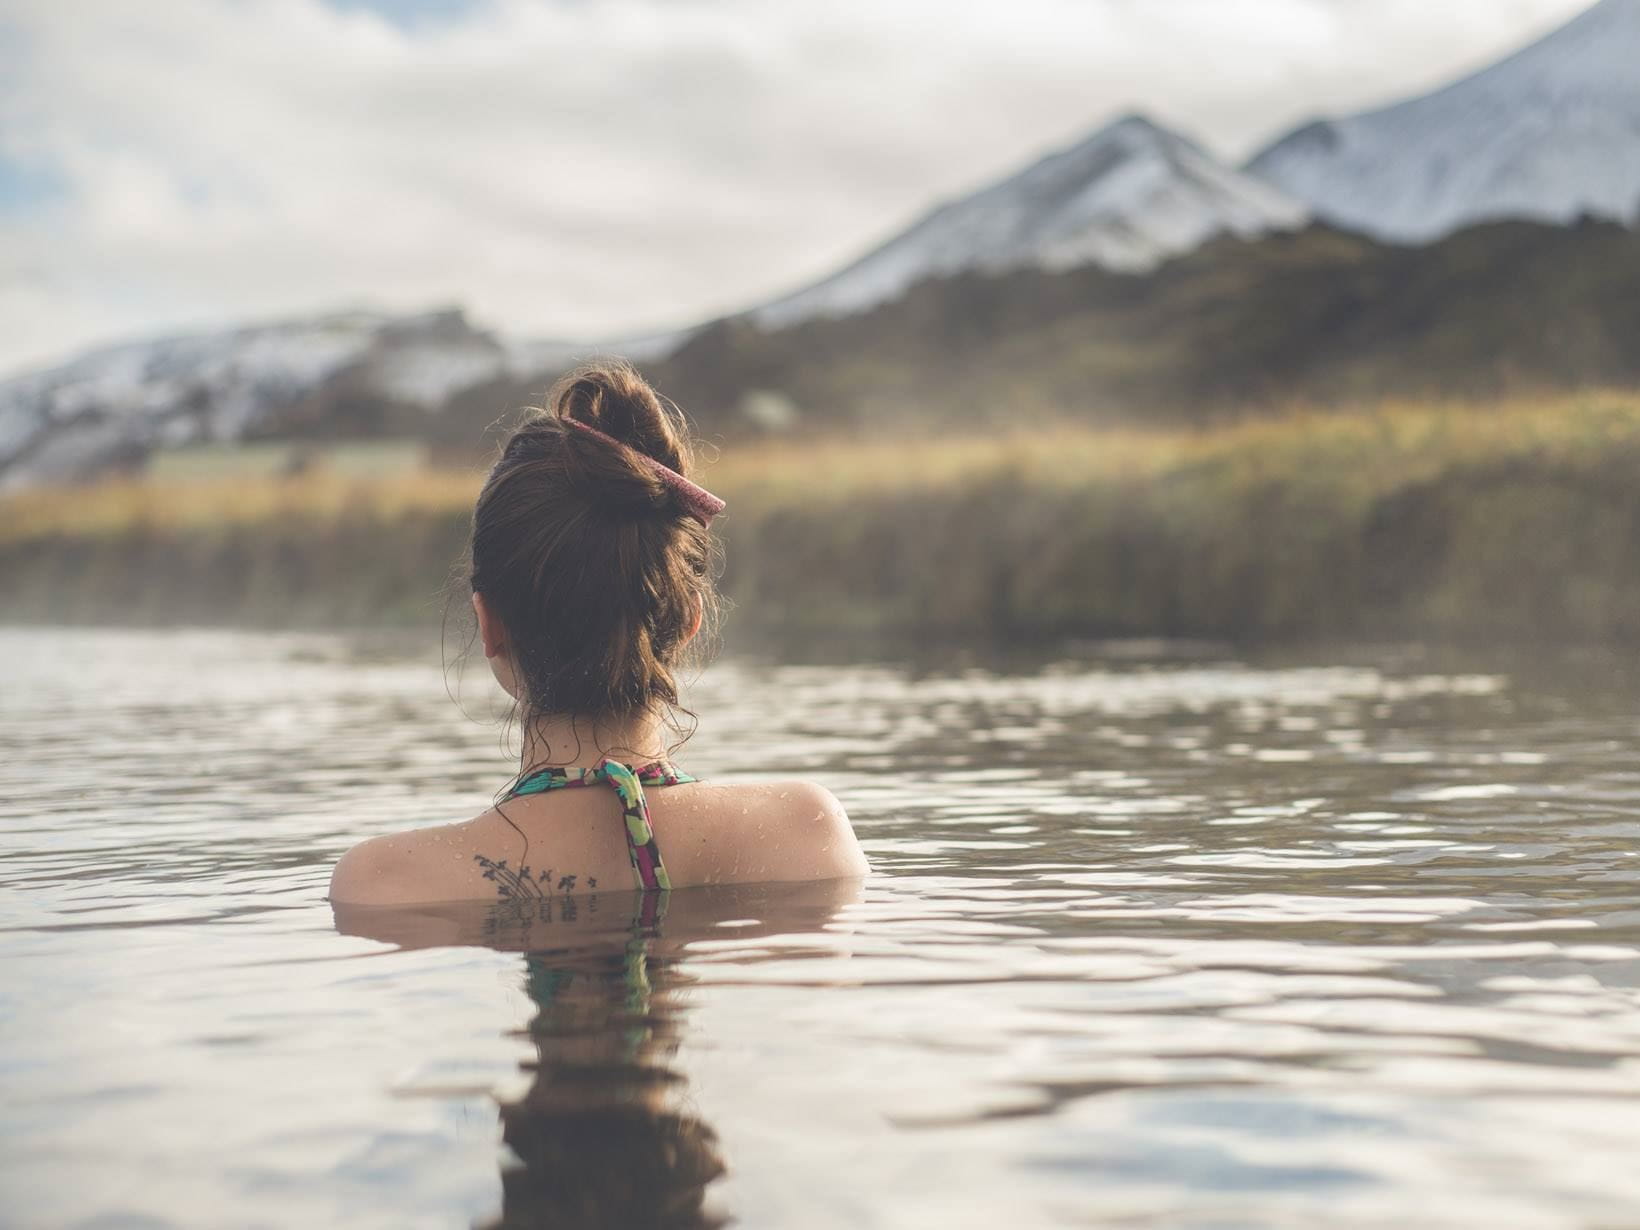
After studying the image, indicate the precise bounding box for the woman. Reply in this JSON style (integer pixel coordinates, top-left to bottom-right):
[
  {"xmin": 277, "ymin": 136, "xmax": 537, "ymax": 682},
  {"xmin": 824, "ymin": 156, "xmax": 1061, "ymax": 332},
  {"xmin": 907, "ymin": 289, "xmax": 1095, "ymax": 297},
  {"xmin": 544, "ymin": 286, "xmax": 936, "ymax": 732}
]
[{"xmin": 330, "ymin": 362, "xmax": 868, "ymax": 906}]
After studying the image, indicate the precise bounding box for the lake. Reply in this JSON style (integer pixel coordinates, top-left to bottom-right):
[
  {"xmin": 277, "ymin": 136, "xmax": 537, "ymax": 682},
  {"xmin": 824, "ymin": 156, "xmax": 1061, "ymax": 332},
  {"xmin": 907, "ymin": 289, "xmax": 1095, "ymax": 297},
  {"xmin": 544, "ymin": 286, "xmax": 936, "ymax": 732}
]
[{"xmin": 3, "ymin": 627, "xmax": 1639, "ymax": 1228}]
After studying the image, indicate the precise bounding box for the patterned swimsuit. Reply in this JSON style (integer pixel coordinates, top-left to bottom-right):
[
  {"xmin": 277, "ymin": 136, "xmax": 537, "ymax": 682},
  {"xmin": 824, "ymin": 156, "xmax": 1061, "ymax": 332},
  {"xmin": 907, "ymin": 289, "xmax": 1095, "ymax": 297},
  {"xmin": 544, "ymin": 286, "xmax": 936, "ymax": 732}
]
[{"xmin": 506, "ymin": 760, "xmax": 696, "ymax": 891}]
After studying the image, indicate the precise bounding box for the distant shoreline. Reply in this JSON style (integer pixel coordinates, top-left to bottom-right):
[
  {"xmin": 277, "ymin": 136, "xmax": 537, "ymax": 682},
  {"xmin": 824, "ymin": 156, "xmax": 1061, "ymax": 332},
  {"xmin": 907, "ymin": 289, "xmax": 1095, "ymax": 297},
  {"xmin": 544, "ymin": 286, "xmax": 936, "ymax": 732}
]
[{"xmin": 7, "ymin": 390, "xmax": 1640, "ymax": 645}]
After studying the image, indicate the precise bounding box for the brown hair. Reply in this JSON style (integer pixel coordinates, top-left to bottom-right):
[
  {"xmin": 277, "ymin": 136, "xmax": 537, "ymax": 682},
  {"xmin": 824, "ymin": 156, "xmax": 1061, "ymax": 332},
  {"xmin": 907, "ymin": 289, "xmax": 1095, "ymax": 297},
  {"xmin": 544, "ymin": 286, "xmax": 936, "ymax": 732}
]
[{"xmin": 468, "ymin": 361, "xmax": 718, "ymax": 729}]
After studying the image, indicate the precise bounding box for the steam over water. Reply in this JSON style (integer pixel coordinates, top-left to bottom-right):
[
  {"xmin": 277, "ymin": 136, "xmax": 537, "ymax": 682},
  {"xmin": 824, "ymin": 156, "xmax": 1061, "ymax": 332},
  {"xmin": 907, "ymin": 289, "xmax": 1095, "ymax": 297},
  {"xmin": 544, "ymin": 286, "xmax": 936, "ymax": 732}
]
[{"xmin": 4, "ymin": 628, "xmax": 1639, "ymax": 1227}]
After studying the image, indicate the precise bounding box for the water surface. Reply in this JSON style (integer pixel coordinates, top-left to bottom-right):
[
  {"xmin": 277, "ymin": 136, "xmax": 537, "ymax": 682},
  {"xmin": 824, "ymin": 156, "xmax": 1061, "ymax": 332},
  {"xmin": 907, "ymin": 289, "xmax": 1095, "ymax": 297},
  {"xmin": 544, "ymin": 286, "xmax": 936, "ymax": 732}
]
[{"xmin": 4, "ymin": 628, "xmax": 1640, "ymax": 1228}]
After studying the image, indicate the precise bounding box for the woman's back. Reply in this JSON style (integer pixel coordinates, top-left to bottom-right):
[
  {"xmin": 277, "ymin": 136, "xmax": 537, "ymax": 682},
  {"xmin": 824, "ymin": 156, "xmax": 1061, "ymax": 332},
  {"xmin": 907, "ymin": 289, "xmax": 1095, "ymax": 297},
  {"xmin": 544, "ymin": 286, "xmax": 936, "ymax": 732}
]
[
  {"xmin": 330, "ymin": 362, "xmax": 868, "ymax": 907},
  {"xmin": 331, "ymin": 769, "xmax": 866, "ymax": 907}
]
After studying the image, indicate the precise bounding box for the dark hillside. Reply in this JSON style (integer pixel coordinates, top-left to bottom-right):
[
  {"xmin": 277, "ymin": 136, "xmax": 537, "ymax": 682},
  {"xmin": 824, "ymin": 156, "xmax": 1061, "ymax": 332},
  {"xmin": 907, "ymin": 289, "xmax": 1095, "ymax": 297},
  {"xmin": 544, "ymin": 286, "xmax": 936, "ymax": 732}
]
[{"xmin": 646, "ymin": 219, "xmax": 1640, "ymax": 431}]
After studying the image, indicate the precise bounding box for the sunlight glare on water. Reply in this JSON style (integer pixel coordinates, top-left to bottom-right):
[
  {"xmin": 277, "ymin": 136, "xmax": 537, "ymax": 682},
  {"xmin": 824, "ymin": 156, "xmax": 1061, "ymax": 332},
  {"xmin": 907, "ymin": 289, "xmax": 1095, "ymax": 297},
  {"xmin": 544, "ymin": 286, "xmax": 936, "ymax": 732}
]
[{"xmin": 3, "ymin": 627, "xmax": 1640, "ymax": 1228}]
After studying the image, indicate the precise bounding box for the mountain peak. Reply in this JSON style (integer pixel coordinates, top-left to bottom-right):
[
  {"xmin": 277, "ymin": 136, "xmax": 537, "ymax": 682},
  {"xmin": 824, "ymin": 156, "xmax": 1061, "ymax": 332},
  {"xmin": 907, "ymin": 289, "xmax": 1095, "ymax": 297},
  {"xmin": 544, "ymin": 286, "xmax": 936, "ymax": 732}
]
[
  {"xmin": 0, "ymin": 308, "xmax": 519, "ymax": 489},
  {"xmin": 1099, "ymin": 112, "xmax": 1172, "ymax": 139},
  {"xmin": 752, "ymin": 114, "xmax": 1306, "ymax": 329},
  {"xmin": 1030, "ymin": 112, "xmax": 1201, "ymax": 173},
  {"xmin": 1461, "ymin": 0, "xmax": 1640, "ymax": 95},
  {"xmin": 1249, "ymin": 0, "xmax": 1640, "ymax": 240},
  {"xmin": 1575, "ymin": 0, "xmax": 1640, "ymax": 30}
]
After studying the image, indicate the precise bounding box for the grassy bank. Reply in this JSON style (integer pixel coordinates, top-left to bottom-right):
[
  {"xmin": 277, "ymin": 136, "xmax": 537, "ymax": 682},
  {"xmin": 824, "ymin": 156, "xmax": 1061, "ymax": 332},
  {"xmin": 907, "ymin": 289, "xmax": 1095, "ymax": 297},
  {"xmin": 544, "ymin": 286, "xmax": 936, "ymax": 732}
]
[{"xmin": 7, "ymin": 391, "xmax": 1640, "ymax": 642}]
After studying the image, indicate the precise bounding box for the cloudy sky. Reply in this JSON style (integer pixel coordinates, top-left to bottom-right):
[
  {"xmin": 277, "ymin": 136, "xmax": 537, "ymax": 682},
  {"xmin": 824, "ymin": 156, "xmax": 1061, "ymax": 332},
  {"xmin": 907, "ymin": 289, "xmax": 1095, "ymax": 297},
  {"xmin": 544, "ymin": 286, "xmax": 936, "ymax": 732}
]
[{"xmin": 0, "ymin": 0, "xmax": 1596, "ymax": 373}]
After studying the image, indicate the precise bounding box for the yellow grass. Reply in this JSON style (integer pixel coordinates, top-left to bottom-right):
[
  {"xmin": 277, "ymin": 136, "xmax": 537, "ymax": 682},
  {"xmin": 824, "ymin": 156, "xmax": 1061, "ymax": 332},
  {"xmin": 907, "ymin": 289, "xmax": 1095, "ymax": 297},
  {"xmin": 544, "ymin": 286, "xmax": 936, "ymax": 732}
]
[
  {"xmin": 703, "ymin": 388, "xmax": 1640, "ymax": 501},
  {"xmin": 0, "ymin": 466, "xmax": 483, "ymax": 543},
  {"xmin": 10, "ymin": 388, "xmax": 1640, "ymax": 546},
  {"xmin": 8, "ymin": 389, "xmax": 1640, "ymax": 641}
]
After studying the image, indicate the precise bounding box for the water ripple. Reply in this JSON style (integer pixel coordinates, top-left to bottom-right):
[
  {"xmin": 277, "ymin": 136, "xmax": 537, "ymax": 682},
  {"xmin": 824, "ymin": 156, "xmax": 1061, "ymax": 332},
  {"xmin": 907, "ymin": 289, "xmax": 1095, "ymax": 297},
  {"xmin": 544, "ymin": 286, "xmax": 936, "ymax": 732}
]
[{"xmin": 4, "ymin": 629, "xmax": 1640, "ymax": 1226}]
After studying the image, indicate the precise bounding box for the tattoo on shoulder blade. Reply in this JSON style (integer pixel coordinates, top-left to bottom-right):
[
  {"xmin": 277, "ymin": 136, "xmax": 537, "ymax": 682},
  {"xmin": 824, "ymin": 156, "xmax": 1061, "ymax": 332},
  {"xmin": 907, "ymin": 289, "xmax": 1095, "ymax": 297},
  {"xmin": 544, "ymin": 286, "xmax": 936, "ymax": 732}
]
[
  {"xmin": 476, "ymin": 855, "xmax": 603, "ymax": 939},
  {"xmin": 474, "ymin": 855, "xmax": 595, "ymax": 903},
  {"xmin": 473, "ymin": 854, "xmax": 547, "ymax": 900}
]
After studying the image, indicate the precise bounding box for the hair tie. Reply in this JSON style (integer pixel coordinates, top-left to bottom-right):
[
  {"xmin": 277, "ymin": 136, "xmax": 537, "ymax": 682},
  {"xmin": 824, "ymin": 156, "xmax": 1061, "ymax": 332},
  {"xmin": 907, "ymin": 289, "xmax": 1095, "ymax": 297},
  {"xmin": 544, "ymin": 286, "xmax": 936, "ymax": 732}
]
[{"xmin": 561, "ymin": 415, "xmax": 726, "ymax": 527}]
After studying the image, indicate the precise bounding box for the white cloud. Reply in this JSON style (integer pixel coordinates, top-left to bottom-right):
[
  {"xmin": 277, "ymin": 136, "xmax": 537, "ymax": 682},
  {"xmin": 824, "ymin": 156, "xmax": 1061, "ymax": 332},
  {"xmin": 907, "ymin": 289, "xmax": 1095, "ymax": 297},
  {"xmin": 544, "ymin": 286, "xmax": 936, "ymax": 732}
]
[{"xmin": 0, "ymin": 0, "xmax": 1597, "ymax": 372}]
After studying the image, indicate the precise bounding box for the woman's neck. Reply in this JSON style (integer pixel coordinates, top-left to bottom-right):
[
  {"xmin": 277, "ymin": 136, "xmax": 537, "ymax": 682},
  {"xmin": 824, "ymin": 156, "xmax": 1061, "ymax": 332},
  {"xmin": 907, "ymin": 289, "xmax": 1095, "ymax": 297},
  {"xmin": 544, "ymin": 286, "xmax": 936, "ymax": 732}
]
[{"xmin": 519, "ymin": 710, "xmax": 671, "ymax": 772}]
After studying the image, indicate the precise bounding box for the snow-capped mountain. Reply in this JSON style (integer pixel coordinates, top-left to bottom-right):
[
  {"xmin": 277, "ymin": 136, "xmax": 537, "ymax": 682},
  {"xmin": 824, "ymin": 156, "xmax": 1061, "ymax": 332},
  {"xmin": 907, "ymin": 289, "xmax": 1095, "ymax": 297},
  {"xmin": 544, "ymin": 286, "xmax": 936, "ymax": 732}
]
[
  {"xmin": 1248, "ymin": 0, "xmax": 1640, "ymax": 242},
  {"xmin": 0, "ymin": 309, "xmax": 588, "ymax": 489},
  {"xmin": 10, "ymin": 1, "xmax": 1638, "ymax": 487},
  {"xmin": 0, "ymin": 303, "xmax": 695, "ymax": 488},
  {"xmin": 753, "ymin": 114, "xmax": 1309, "ymax": 329}
]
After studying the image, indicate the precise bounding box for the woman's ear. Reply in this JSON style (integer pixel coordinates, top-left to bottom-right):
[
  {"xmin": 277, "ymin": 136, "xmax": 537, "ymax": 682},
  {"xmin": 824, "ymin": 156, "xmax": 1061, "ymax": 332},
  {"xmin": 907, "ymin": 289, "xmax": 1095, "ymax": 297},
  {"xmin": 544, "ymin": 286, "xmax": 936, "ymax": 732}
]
[{"xmin": 472, "ymin": 591, "xmax": 506, "ymax": 660}]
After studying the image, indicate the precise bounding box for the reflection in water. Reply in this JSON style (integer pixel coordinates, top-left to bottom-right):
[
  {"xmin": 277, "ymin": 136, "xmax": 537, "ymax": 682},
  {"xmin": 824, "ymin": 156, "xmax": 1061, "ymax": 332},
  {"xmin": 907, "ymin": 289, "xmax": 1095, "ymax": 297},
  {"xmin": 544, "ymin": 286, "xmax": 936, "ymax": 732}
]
[
  {"xmin": 10, "ymin": 629, "xmax": 1640, "ymax": 1227},
  {"xmin": 336, "ymin": 882, "xmax": 860, "ymax": 1230},
  {"xmin": 493, "ymin": 901, "xmax": 722, "ymax": 1230}
]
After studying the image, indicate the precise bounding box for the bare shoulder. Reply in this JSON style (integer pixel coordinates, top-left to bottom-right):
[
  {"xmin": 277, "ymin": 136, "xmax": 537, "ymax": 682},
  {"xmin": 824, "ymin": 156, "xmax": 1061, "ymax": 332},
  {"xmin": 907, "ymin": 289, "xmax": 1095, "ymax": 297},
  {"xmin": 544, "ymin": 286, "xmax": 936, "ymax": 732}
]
[
  {"xmin": 674, "ymin": 778, "xmax": 869, "ymax": 882},
  {"xmin": 328, "ymin": 821, "xmax": 471, "ymax": 906},
  {"xmin": 783, "ymin": 782, "xmax": 870, "ymax": 876},
  {"xmin": 774, "ymin": 780, "xmax": 853, "ymax": 826}
]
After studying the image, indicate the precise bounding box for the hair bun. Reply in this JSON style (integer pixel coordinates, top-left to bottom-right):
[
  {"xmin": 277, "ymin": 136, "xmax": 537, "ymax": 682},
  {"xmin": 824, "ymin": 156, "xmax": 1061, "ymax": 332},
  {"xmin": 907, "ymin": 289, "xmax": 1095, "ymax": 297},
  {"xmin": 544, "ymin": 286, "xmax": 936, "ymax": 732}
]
[
  {"xmin": 468, "ymin": 364, "xmax": 718, "ymax": 722},
  {"xmin": 547, "ymin": 361, "xmax": 696, "ymax": 523},
  {"xmin": 554, "ymin": 362, "xmax": 686, "ymax": 473}
]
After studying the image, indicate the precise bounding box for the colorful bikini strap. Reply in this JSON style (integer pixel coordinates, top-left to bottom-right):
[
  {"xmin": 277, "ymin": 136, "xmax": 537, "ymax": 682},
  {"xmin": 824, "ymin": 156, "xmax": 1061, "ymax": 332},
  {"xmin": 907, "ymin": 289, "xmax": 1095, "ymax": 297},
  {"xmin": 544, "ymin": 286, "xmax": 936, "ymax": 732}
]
[
  {"xmin": 509, "ymin": 759, "xmax": 697, "ymax": 891},
  {"xmin": 600, "ymin": 759, "xmax": 671, "ymax": 891}
]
